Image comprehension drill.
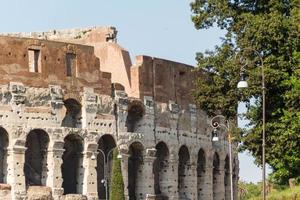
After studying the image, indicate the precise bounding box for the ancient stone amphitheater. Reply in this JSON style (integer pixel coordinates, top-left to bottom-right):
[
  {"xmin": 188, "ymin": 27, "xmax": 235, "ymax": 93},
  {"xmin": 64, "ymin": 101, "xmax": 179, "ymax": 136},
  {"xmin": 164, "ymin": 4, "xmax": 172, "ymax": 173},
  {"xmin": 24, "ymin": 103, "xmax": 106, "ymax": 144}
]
[{"xmin": 0, "ymin": 27, "xmax": 238, "ymax": 200}]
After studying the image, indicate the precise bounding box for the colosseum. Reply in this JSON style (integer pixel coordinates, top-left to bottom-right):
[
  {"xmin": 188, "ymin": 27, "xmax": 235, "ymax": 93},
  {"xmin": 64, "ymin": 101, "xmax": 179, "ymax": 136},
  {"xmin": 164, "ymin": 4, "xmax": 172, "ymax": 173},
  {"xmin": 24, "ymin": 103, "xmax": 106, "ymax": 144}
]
[{"xmin": 0, "ymin": 27, "xmax": 238, "ymax": 200}]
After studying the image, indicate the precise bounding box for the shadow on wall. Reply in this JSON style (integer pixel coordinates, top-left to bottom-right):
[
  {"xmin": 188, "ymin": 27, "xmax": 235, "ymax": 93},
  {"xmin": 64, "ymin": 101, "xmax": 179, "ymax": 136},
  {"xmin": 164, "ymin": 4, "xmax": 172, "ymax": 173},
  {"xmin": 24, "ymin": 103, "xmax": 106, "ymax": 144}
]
[
  {"xmin": 0, "ymin": 128, "xmax": 9, "ymax": 184},
  {"xmin": 62, "ymin": 99, "xmax": 82, "ymax": 128},
  {"xmin": 128, "ymin": 142, "xmax": 144, "ymax": 200},
  {"xmin": 24, "ymin": 129, "xmax": 49, "ymax": 187},
  {"xmin": 61, "ymin": 134, "xmax": 84, "ymax": 195},
  {"xmin": 126, "ymin": 100, "xmax": 144, "ymax": 133}
]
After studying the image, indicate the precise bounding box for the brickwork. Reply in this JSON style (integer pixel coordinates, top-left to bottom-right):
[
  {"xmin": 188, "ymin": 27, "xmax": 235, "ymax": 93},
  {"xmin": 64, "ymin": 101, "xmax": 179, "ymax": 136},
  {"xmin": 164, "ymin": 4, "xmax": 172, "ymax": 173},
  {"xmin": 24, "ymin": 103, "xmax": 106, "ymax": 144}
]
[{"xmin": 0, "ymin": 27, "xmax": 238, "ymax": 200}]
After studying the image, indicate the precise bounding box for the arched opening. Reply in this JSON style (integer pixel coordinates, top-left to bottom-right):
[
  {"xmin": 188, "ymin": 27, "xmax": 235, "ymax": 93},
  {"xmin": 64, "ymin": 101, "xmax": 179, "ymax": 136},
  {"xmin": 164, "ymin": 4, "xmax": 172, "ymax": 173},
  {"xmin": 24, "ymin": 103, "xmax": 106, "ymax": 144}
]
[
  {"xmin": 24, "ymin": 129, "xmax": 49, "ymax": 186},
  {"xmin": 213, "ymin": 153, "xmax": 221, "ymax": 200},
  {"xmin": 197, "ymin": 149, "xmax": 206, "ymax": 199},
  {"xmin": 154, "ymin": 142, "xmax": 169, "ymax": 198},
  {"xmin": 62, "ymin": 98, "xmax": 82, "ymax": 128},
  {"xmin": 128, "ymin": 142, "xmax": 144, "ymax": 200},
  {"xmin": 97, "ymin": 135, "xmax": 116, "ymax": 200},
  {"xmin": 0, "ymin": 128, "xmax": 9, "ymax": 183},
  {"xmin": 224, "ymin": 156, "xmax": 230, "ymax": 200},
  {"xmin": 126, "ymin": 101, "xmax": 144, "ymax": 132},
  {"xmin": 178, "ymin": 145, "xmax": 190, "ymax": 199},
  {"xmin": 62, "ymin": 134, "xmax": 84, "ymax": 194}
]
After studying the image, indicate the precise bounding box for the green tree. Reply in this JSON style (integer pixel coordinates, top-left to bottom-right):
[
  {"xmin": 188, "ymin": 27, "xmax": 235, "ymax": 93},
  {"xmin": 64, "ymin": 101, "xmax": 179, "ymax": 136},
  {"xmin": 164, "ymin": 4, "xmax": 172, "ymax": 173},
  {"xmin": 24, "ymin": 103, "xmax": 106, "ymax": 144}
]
[
  {"xmin": 109, "ymin": 149, "xmax": 125, "ymax": 200},
  {"xmin": 190, "ymin": 0, "xmax": 300, "ymax": 184}
]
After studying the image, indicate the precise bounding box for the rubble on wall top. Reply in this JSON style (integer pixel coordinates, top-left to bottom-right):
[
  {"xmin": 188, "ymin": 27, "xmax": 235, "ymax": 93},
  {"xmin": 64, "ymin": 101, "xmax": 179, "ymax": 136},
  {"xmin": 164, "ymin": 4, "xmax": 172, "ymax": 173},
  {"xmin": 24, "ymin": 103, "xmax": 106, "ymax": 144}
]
[{"xmin": 0, "ymin": 26, "xmax": 118, "ymax": 44}]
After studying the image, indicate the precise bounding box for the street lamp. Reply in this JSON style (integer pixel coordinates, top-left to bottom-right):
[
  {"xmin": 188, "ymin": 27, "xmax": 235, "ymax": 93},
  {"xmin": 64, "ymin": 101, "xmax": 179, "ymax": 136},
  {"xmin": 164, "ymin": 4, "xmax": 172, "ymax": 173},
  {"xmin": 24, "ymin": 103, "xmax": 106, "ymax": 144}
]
[
  {"xmin": 237, "ymin": 50, "xmax": 266, "ymax": 200},
  {"xmin": 91, "ymin": 147, "xmax": 122, "ymax": 200},
  {"xmin": 210, "ymin": 115, "xmax": 234, "ymax": 200}
]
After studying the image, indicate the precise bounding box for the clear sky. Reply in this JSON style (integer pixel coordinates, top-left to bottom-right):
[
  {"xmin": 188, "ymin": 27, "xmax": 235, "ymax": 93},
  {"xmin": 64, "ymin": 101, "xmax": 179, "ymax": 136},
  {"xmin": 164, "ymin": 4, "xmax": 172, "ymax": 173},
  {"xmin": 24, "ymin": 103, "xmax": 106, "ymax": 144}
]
[{"xmin": 0, "ymin": 0, "xmax": 264, "ymax": 183}]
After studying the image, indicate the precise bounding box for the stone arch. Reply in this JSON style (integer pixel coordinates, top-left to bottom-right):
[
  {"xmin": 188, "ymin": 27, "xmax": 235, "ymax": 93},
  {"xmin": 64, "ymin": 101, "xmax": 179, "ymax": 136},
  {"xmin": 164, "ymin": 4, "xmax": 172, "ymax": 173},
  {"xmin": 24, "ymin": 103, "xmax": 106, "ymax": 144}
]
[
  {"xmin": 126, "ymin": 100, "xmax": 145, "ymax": 132},
  {"xmin": 61, "ymin": 134, "xmax": 84, "ymax": 194},
  {"xmin": 128, "ymin": 141, "xmax": 144, "ymax": 200},
  {"xmin": 224, "ymin": 155, "xmax": 230, "ymax": 200},
  {"xmin": 97, "ymin": 134, "xmax": 116, "ymax": 200},
  {"xmin": 213, "ymin": 152, "xmax": 222, "ymax": 200},
  {"xmin": 24, "ymin": 129, "xmax": 50, "ymax": 186},
  {"xmin": 178, "ymin": 145, "xmax": 190, "ymax": 199},
  {"xmin": 0, "ymin": 127, "xmax": 9, "ymax": 183},
  {"xmin": 62, "ymin": 98, "xmax": 82, "ymax": 128},
  {"xmin": 197, "ymin": 148, "xmax": 206, "ymax": 199},
  {"xmin": 154, "ymin": 141, "xmax": 169, "ymax": 198}
]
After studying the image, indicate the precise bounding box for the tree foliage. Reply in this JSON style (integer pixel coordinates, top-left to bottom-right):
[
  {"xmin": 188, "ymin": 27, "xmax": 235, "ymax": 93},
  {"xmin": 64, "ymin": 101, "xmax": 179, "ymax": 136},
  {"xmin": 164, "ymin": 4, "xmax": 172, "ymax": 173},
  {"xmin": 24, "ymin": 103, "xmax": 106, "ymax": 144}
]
[
  {"xmin": 191, "ymin": 0, "xmax": 300, "ymax": 184},
  {"xmin": 109, "ymin": 149, "xmax": 125, "ymax": 200}
]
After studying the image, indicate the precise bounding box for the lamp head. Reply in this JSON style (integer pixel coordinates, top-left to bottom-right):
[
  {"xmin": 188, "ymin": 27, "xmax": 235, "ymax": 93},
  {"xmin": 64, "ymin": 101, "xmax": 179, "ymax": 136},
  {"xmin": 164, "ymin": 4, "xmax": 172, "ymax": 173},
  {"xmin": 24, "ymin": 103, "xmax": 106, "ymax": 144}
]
[
  {"xmin": 91, "ymin": 153, "xmax": 96, "ymax": 160},
  {"xmin": 212, "ymin": 129, "xmax": 219, "ymax": 142},
  {"xmin": 237, "ymin": 73, "xmax": 248, "ymax": 88},
  {"xmin": 212, "ymin": 136, "xmax": 219, "ymax": 142},
  {"xmin": 237, "ymin": 80, "xmax": 248, "ymax": 88}
]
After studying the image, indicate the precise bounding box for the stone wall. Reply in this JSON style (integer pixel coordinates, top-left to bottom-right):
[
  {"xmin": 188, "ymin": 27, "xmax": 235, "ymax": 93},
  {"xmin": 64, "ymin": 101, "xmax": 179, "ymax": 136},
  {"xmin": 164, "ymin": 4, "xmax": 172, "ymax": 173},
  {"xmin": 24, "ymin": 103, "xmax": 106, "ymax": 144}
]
[{"xmin": 0, "ymin": 27, "xmax": 239, "ymax": 200}]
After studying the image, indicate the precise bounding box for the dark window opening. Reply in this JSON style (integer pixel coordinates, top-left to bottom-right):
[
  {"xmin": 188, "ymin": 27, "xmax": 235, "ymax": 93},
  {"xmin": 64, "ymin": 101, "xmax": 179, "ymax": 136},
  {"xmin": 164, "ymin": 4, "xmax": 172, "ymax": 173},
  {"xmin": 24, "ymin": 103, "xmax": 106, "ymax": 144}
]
[
  {"xmin": 62, "ymin": 134, "xmax": 84, "ymax": 195},
  {"xmin": 97, "ymin": 135, "xmax": 116, "ymax": 200},
  {"xmin": 62, "ymin": 99, "xmax": 82, "ymax": 128},
  {"xmin": 126, "ymin": 102, "xmax": 144, "ymax": 133},
  {"xmin": 128, "ymin": 142, "xmax": 143, "ymax": 200},
  {"xmin": 28, "ymin": 49, "xmax": 41, "ymax": 73},
  {"xmin": 24, "ymin": 129, "xmax": 49, "ymax": 187},
  {"xmin": 66, "ymin": 53, "xmax": 77, "ymax": 77}
]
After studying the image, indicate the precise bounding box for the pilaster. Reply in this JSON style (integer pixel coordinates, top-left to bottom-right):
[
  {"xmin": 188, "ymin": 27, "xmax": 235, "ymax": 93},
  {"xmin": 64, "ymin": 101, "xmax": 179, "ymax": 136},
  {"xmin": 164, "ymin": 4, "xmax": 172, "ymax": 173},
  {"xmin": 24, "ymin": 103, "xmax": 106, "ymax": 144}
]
[
  {"xmin": 7, "ymin": 143, "xmax": 27, "ymax": 200},
  {"xmin": 82, "ymin": 149, "xmax": 98, "ymax": 200},
  {"xmin": 120, "ymin": 153, "xmax": 130, "ymax": 200},
  {"xmin": 168, "ymin": 155, "xmax": 179, "ymax": 200},
  {"xmin": 46, "ymin": 141, "xmax": 65, "ymax": 200}
]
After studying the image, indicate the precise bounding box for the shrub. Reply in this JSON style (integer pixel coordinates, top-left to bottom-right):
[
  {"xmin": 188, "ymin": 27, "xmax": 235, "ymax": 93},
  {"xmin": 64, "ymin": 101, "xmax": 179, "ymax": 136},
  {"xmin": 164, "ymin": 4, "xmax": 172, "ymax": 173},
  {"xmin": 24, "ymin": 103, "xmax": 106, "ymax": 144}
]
[{"xmin": 109, "ymin": 148, "xmax": 125, "ymax": 200}]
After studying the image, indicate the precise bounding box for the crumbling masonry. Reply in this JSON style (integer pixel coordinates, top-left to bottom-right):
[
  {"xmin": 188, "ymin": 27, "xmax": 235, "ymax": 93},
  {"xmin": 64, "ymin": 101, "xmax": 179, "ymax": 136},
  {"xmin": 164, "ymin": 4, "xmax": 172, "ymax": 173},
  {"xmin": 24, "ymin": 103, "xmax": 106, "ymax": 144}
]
[{"xmin": 0, "ymin": 27, "xmax": 239, "ymax": 200}]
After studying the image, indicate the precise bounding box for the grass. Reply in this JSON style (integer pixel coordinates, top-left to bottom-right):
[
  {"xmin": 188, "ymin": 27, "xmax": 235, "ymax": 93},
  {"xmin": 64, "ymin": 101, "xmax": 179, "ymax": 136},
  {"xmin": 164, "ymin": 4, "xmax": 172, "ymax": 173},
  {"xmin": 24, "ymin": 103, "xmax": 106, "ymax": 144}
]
[{"xmin": 249, "ymin": 185, "xmax": 300, "ymax": 200}]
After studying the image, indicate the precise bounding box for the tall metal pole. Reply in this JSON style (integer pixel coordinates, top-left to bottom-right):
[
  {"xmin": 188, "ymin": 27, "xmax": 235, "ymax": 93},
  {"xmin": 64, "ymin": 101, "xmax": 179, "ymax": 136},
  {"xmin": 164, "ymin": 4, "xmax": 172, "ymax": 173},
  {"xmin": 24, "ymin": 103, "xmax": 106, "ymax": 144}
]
[
  {"xmin": 228, "ymin": 126, "xmax": 234, "ymax": 200},
  {"xmin": 262, "ymin": 57, "xmax": 266, "ymax": 200},
  {"xmin": 211, "ymin": 115, "xmax": 234, "ymax": 200}
]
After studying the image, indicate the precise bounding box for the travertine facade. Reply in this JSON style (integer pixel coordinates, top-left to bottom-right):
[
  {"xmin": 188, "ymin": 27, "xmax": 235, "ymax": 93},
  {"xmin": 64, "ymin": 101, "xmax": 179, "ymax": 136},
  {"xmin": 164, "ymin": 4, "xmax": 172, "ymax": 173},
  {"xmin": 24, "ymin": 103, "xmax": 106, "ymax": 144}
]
[{"xmin": 0, "ymin": 27, "xmax": 238, "ymax": 200}]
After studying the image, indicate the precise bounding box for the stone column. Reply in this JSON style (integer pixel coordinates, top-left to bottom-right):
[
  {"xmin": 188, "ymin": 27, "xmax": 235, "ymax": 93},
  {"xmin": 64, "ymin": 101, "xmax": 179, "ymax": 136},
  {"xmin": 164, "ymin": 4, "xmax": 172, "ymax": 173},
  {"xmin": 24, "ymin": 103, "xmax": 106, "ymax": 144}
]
[
  {"xmin": 203, "ymin": 154, "xmax": 213, "ymax": 200},
  {"xmin": 6, "ymin": 143, "xmax": 27, "ymax": 200},
  {"xmin": 218, "ymin": 159, "xmax": 226, "ymax": 200},
  {"xmin": 168, "ymin": 155, "xmax": 179, "ymax": 200},
  {"xmin": 46, "ymin": 141, "xmax": 65, "ymax": 200},
  {"xmin": 142, "ymin": 151, "xmax": 156, "ymax": 200},
  {"xmin": 82, "ymin": 150, "xmax": 98, "ymax": 200},
  {"xmin": 187, "ymin": 164, "xmax": 197, "ymax": 200},
  {"xmin": 120, "ymin": 153, "xmax": 130, "ymax": 200}
]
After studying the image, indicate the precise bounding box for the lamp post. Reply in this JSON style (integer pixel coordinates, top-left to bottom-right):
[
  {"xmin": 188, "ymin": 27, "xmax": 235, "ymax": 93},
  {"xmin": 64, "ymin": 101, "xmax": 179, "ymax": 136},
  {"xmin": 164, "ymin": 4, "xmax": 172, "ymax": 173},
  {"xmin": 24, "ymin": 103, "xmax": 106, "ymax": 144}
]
[
  {"xmin": 91, "ymin": 147, "xmax": 121, "ymax": 200},
  {"xmin": 237, "ymin": 50, "xmax": 266, "ymax": 200},
  {"xmin": 210, "ymin": 115, "xmax": 234, "ymax": 200}
]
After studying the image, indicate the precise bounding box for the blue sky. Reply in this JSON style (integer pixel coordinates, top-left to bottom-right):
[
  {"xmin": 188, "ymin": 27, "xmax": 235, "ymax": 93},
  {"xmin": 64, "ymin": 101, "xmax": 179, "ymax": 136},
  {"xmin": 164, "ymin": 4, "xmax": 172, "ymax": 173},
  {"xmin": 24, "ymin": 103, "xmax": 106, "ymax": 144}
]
[{"xmin": 0, "ymin": 0, "xmax": 265, "ymax": 183}]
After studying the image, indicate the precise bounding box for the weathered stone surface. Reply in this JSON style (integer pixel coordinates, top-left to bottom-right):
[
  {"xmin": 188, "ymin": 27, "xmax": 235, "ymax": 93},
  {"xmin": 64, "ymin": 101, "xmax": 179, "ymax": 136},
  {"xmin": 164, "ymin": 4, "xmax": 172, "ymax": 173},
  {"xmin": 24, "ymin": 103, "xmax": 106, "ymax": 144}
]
[
  {"xmin": 0, "ymin": 26, "xmax": 238, "ymax": 200},
  {"xmin": 27, "ymin": 186, "xmax": 53, "ymax": 200}
]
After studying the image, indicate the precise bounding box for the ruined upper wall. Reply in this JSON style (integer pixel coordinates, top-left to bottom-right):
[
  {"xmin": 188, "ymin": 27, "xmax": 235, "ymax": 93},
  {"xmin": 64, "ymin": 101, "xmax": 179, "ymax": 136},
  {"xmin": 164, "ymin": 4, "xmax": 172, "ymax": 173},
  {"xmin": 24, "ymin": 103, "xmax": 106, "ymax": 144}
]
[
  {"xmin": 130, "ymin": 55, "xmax": 200, "ymax": 107},
  {"xmin": 2, "ymin": 26, "xmax": 133, "ymax": 94},
  {"xmin": 0, "ymin": 36, "xmax": 111, "ymax": 95},
  {"xmin": 1, "ymin": 26, "xmax": 203, "ymax": 107}
]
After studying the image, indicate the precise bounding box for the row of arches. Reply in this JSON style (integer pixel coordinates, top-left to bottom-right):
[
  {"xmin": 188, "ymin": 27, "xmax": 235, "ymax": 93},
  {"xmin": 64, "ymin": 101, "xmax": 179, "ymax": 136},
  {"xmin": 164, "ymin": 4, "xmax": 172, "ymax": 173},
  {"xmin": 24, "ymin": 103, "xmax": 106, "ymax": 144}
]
[
  {"xmin": 0, "ymin": 127, "xmax": 237, "ymax": 199},
  {"xmin": 127, "ymin": 141, "xmax": 237, "ymax": 200},
  {"xmin": 0, "ymin": 127, "xmax": 117, "ymax": 199}
]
